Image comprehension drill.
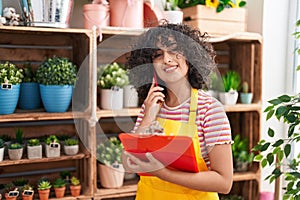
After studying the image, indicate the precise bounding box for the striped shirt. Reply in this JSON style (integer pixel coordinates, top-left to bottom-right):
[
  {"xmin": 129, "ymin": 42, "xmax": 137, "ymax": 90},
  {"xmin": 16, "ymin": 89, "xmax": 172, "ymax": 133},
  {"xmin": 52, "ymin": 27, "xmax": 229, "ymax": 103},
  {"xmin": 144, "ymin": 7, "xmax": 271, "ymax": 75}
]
[{"xmin": 133, "ymin": 89, "xmax": 232, "ymax": 169}]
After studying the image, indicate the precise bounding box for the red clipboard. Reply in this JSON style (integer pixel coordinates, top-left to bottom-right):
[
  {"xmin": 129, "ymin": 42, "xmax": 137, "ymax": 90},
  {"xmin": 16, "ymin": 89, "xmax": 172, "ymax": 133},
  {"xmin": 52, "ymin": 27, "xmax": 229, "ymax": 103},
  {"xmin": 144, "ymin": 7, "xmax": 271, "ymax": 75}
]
[{"xmin": 119, "ymin": 133, "xmax": 199, "ymax": 173}]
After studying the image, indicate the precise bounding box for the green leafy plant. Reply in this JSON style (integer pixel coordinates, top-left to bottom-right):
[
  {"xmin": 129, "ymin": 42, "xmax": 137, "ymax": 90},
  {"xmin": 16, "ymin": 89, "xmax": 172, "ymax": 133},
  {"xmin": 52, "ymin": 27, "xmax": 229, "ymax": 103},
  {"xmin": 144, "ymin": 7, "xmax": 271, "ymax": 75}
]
[
  {"xmin": 53, "ymin": 178, "xmax": 66, "ymax": 188},
  {"xmin": 222, "ymin": 70, "xmax": 241, "ymax": 92},
  {"xmin": 8, "ymin": 143, "xmax": 22, "ymax": 149},
  {"xmin": 15, "ymin": 128, "xmax": 24, "ymax": 144},
  {"xmin": 22, "ymin": 184, "xmax": 33, "ymax": 192},
  {"xmin": 70, "ymin": 176, "xmax": 80, "ymax": 186},
  {"xmin": 13, "ymin": 178, "xmax": 28, "ymax": 187},
  {"xmin": 232, "ymin": 135, "xmax": 254, "ymax": 164},
  {"xmin": 97, "ymin": 62, "xmax": 129, "ymax": 89},
  {"xmin": 252, "ymin": 20, "xmax": 300, "ymax": 200},
  {"xmin": 177, "ymin": 0, "xmax": 246, "ymax": 13},
  {"xmin": 96, "ymin": 137, "xmax": 123, "ymax": 166},
  {"xmin": 0, "ymin": 61, "xmax": 24, "ymax": 84},
  {"xmin": 36, "ymin": 56, "xmax": 77, "ymax": 86},
  {"xmin": 37, "ymin": 181, "xmax": 52, "ymax": 190},
  {"xmin": 22, "ymin": 64, "xmax": 37, "ymax": 83},
  {"xmin": 64, "ymin": 138, "xmax": 79, "ymax": 146},
  {"xmin": 164, "ymin": 0, "xmax": 180, "ymax": 11},
  {"xmin": 4, "ymin": 182, "xmax": 16, "ymax": 193},
  {"xmin": 208, "ymin": 71, "xmax": 223, "ymax": 91},
  {"xmin": 45, "ymin": 135, "xmax": 59, "ymax": 145},
  {"xmin": 0, "ymin": 138, "xmax": 4, "ymax": 148},
  {"xmin": 27, "ymin": 138, "xmax": 41, "ymax": 146}
]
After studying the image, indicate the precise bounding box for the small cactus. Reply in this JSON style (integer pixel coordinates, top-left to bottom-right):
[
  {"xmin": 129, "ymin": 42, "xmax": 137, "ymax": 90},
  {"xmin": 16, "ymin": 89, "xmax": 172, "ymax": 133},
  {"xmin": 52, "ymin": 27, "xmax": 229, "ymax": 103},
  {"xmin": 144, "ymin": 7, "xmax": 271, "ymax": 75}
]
[{"xmin": 242, "ymin": 81, "xmax": 249, "ymax": 93}]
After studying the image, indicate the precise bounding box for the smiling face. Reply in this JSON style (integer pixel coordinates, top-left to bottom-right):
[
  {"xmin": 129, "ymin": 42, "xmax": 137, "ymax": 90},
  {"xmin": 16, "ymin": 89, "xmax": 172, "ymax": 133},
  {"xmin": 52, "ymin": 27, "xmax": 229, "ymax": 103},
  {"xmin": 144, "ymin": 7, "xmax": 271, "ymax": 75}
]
[{"xmin": 152, "ymin": 36, "xmax": 189, "ymax": 85}]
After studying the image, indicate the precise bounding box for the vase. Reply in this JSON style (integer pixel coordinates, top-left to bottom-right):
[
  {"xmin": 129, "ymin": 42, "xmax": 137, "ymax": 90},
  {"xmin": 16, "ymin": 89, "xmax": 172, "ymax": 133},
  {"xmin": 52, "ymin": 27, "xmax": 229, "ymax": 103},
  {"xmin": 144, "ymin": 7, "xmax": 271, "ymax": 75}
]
[
  {"xmin": 98, "ymin": 164, "xmax": 125, "ymax": 188},
  {"xmin": 8, "ymin": 148, "xmax": 23, "ymax": 160},
  {"xmin": 219, "ymin": 91, "xmax": 238, "ymax": 105},
  {"xmin": 27, "ymin": 145, "xmax": 42, "ymax": 159},
  {"xmin": 100, "ymin": 88, "xmax": 123, "ymax": 110},
  {"xmin": 22, "ymin": 192, "xmax": 34, "ymax": 200},
  {"xmin": 38, "ymin": 189, "xmax": 50, "ymax": 200},
  {"xmin": 0, "ymin": 84, "xmax": 20, "ymax": 114},
  {"xmin": 123, "ymin": 85, "xmax": 138, "ymax": 107},
  {"xmin": 39, "ymin": 84, "xmax": 73, "ymax": 112},
  {"xmin": 164, "ymin": 10, "xmax": 183, "ymax": 24},
  {"xmin": 70, "ymin": 185, "xmax": 81, "ymax": 197},
  {"xmin": 19, "ymin": 82, "xmax": 41, "ymax": 110},
  {"xmin": 240, "ymin": 93, "xmax": 253, "ymax": 104},
  {"xmin": 0, "ymin": 147, "xmax": 4, "ymax": 161},
  {"xmin": 83, "ymin": 3, "xmax": 110, "ymax": 29},
  {"xmin": 45, "ymin": 144, "xmax": 61, "ymax": 158},
  {"xmin": 64, "ymin": 145, "xmax": 79, "ymax": 156},
  {"xmin": 54, "ymin": 186, "xmax": 66, "ymax": 198},
  {"xmin": 109, "ymin": 0, "xmax": 143, "ymax": 28}
]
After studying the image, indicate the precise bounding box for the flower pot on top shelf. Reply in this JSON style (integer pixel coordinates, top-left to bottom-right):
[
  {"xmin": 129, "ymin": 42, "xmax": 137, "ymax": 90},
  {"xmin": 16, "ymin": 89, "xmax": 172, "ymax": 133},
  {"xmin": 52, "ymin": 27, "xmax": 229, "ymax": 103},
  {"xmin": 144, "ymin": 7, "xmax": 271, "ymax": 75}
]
[
  {"xmin": 19, "ymin": 65, "xmax": 41, "ymax": 110},
  {"xmin": 180, "ymin": 2, "xmax": 247, "ymax": 36},
  {"xmin": 97, "ymin": 137, "xmax": 125, "ymax": 188},
  {"xmin": 83, "ymin": 2, "xmax": 110, "ymax": 29},
  {"xmin": 163, "ymin": 1, "xmax": 183, "ymax": 24},
  {"xmin": 0, "ymin": 62, "xmax": 24, "ymax": 114},
  {"xmin": 36, "ymin": 56, "xmax": 77, "ymax": 113},
  {"xmin": 219, "ymin": 70, "xmax": 241, "ymax": 105},
  {"xmin": 98, "ymin": 62, "xmax": 129, "ymax": 110}
]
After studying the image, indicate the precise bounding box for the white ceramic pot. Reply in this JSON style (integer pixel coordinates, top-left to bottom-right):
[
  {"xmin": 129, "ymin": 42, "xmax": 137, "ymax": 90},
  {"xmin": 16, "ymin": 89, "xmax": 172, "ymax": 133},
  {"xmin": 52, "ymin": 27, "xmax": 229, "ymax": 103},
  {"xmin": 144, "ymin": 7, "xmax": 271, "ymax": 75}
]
[
  {"xmin": 8, "ymin": 148, "xmax": 23, "ymax": 160},
  {"xmin": 64, "ymin": 145, "xmax": 79, "ymax": 156},
  {"xmin": 123, "ymin": 85, "xmax": 138, "ymax": 108},
  {"xmin": 0, "ymin": 147, "xmax": 4, "ymax": 161},
  {"xmin": 164, "ymin": 10, "xmax": 183, "ymax": 24},
  {"xmin": 27, "ymin": 145, "xmax": 42, "ymax": 159},
  {"xmin": 45, "ymin": 143, "xmax": 61, "ymax": 158},
  {"xmin": 101, "ymin": 88, "xmax": 124, "ymax": 110},
  {"xmin": 219, "ymin": 90, "xmax": 239, "ymax": 105},
  {"xmin": 98, "ymin": 164, "xmax": 125, "ymax": 188}
]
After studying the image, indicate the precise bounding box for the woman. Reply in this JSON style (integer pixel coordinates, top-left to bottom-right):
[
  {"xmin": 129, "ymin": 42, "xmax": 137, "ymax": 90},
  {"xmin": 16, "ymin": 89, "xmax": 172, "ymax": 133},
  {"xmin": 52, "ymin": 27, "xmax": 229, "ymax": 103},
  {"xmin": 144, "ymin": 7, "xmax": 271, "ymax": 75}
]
[{"xmin": 122, "ymin": 22, "xmax": 233, "ymax": 200}]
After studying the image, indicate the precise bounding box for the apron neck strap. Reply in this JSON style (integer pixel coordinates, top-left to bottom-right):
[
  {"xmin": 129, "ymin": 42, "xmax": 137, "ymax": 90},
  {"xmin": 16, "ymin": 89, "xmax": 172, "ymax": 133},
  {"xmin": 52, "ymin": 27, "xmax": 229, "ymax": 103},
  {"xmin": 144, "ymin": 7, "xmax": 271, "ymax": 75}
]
[{"xmin": 188, "ymin": 88, "xmax": 198, "ymax": 124}]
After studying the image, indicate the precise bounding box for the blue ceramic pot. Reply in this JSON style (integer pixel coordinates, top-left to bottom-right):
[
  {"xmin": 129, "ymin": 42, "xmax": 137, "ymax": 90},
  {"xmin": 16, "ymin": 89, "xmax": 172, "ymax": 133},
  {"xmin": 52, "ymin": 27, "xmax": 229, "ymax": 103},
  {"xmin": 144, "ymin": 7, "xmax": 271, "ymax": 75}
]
[
  {"xmin": 240, "ymin": 93, "xmax": 253, "ymax": 104},
  {"xmin": 0, "ymin": 84, "xmax": 20, "ymax": 114},
  {"xmin": 19, "ymin": 82, "xmax": 41, "ymax": 110},
  {"xmin": 40, "ymin": 85, "xmax": 73, "ymax": 112}
]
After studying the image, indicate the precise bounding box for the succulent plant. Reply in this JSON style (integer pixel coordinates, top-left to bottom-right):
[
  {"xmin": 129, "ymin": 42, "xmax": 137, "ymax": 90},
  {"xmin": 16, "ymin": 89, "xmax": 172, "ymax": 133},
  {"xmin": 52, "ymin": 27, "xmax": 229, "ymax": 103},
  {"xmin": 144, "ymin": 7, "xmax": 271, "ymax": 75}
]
[
  {"xmin": 27, "ymin": 138, "xmax": 40, "ymax": 146},
  {"xmin": 53, "ymin": 178, "xmax": 66, "ymax": 188},
  {"xmin": 222, "ymin": 70, "xmax": 241, "ymax": 92},
  {"xmin": 96, "ymin": 137, "xmax": 123, "ymax": 166},
  {"xmin": 241, "ymin": 81, "xmax": 249, "ymax": 93},
  {"xmin": 37, "ymin": 181, "xmax": 52, "ymax": 190},
  {"xmin": 0, "ymin": 138, "xmax": 4, "ymax": 148},
  {"xmin": 8, "ymin": 142, "xmax": 22, "ymax": 149},
  {"xmin": 70, "ymin": 176, "xmax": 80, "ymax": 186},
  {"xmin": 45, "ymin": 135, "xmax": 60, "ymax": 145},
  {"xmin": 64, "ymin": 138, "xmax": 79, "ymax": 146}
]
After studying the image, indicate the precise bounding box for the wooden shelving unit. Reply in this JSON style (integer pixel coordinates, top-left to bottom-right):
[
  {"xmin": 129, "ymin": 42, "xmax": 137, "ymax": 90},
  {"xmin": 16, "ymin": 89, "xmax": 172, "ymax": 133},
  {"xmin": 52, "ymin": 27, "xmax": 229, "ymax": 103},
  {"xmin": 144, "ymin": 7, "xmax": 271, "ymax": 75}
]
[{"xmin": 0, "ymin": 26, "xmax": 262, "ymax": 200}]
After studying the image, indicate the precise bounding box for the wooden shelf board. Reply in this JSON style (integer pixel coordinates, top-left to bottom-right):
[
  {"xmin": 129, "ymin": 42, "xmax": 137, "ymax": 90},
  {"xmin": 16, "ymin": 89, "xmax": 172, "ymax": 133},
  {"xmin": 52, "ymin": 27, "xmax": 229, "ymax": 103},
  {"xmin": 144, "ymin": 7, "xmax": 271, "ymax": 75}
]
[
  {"xmin": 95, "ymin": 184, "xmax": 137, "ymax": 199},
  {"xmin": 0, "ymin": 153, "xmax": 89, "ymax": 166},
  {"xmin": 233, "ymin": 171, "xmax": 260, "ymax": 182},
  {"xmin": 97, "ymin": 108, "xmax": 141, "ymax": 119},
  {"xmin": 224, "ymin": 103, "xmax": 262, "ymax": 112},
  {"xmin": 49, "ymin": 195, "xmax": 93, "ymax": 200},
  {"xmin": 0, "ymin": 109, "xmax": 88, "ymax": 122}
]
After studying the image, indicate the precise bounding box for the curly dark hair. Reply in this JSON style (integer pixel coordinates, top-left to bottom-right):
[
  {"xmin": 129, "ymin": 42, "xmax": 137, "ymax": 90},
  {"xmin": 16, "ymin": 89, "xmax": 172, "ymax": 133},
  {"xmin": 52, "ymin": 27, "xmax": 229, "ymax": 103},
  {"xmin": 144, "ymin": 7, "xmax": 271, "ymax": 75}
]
[{"xmin": 126, "ymin": 22, "xmax": 216, "ymax": 101}]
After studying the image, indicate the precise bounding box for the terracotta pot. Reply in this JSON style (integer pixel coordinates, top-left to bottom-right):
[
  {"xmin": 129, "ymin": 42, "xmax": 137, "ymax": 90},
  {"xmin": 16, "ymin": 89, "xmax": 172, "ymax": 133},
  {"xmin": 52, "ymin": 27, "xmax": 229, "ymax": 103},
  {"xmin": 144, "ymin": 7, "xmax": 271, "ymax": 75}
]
[
  {"xmin": 38, "ymin": 189, "xmax": 50, "ymax": 200},
  {"xmin": 22, "ymin": 193, "xmax": 33, "ymax": 200},
  {"xmin": 4, "ymin": 193, "xmax": 17, "ymax": 200},
  {"xmin": 83, "ymin": 4, "xmax": 110, "ymax": 29},
  {"xmin": 70, "ymin": 185, "xmax": 81, "ymax": 197},
  {"xmin": 54, "ymin": 186, "xmax": 66, "ymax": 198}
]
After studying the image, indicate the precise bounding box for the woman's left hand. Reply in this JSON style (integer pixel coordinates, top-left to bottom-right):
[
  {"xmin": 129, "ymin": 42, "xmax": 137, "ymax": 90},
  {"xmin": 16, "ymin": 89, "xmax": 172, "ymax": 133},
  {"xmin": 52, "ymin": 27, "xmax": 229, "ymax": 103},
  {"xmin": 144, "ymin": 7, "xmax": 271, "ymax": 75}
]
[{"xmin": 121, "ymin": 151, "xmax": 165, "ymax": 175}]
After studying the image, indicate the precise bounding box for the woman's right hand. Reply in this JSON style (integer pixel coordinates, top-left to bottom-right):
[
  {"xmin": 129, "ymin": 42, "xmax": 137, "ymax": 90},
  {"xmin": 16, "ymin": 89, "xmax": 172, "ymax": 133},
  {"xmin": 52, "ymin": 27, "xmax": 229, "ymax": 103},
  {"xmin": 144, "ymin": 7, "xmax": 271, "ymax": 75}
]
[{"xmin": 142, "ymin": 79, "xmax": 165, "ymax": 124}]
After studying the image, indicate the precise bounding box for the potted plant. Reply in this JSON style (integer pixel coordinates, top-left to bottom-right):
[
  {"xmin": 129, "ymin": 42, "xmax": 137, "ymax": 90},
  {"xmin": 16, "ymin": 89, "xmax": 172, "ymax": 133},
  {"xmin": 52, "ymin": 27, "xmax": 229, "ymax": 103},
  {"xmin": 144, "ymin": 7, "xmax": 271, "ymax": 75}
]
[
  {"xmin": 19, "ymin": 64, "xmax": 41, "ymax": 110},
  {"xmin": 0, "ymin": 61, "xmax": 24, "ymax": 114},
  {"xmin": 12, "ymin": 178, "xmax": 28, "ymax": 193},
  {"xmin": 8, "ymin": 142, "xmax": 23, "ymax": 160},
  {"xmin": 36, "ymin": 56, "xmax": 77, "ymax": 112},
  {"xmin": 4, "ymin": 183, "xmax": 19, "ymax": 200},
  {"xmin": 97, "ymin": 62, "xmax": 129, "ymax": 110},
  {"xmin": 163, "ymin": 0, "xmax": 183, "ymax": 24},
  {"xmin": 21, "ymin": 184, "xmax": 34, "ymax": 200},
  {"xmin": 96, "ymin": 137, "xmax": 125, "ymax": 188},
  {"xmin": 53, "ymin": 178, "xmax": 66, "ymax": 198},
  {"xmin": 64, "ymin": 138, "xmax": 79, "ymax": 156},
  {"xmin": 0, "ymin": 138, "xmax": 4, "ymax": 161},
  {"xmin": 240, "ymin": 81, "xmax": 253, "ymax": 104},
  {"xmin": 232, "ymin": 135, "xmax": 254, "ymax": 172},
  {"xmin": 83, "ymin": 0, "xmax": 109, "ymax": 29},
  {"xmin": 27, "ymin": 138, "xmax": 42, "ymax": 159},
  {"xmin": 45, "ymin": 135, "xmax": 60, "ymax": 158},
  {"xmin": 219, "ymin": 70, "xmax": 241, "ymax": 105},
  {"xmin": 69, "ymin": 176, "xmax": 81, "ymax": 197},
  {"xmin": 37, "ymin": 180, "xmax": 51, "ymax": 200}
]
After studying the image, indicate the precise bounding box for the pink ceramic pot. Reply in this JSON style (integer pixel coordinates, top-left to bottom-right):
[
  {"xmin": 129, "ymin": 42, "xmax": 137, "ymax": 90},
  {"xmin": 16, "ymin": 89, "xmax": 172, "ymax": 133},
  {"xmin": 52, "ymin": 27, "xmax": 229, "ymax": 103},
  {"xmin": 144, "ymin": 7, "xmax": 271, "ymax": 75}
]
[{"xmin": 83, "ymin": 4, "xmax": 110, "ymax": 29}]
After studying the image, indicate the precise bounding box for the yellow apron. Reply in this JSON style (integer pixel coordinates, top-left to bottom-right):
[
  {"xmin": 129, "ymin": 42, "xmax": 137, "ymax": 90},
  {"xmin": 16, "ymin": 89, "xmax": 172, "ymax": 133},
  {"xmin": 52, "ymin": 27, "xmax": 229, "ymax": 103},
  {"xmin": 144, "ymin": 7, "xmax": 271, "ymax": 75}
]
[{"xmin": 135, "ymin": 88, "xmax": 219, "ymax": 200}]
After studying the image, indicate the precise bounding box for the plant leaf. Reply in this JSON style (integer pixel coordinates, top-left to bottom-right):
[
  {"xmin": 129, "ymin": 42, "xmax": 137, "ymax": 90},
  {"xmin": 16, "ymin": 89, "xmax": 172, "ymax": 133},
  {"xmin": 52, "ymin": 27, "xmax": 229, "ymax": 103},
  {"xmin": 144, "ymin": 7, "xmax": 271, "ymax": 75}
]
[{"xmin": 284, "ymin": 144, "xmax": 291, "ymax": 157}]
